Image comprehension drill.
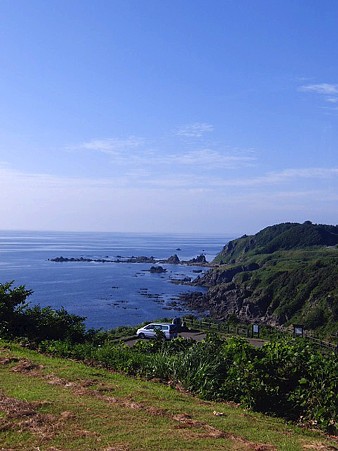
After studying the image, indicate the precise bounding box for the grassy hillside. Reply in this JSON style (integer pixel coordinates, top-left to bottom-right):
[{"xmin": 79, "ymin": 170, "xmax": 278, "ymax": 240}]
[
  {"xmin": 191, "ymin": 223, "xmax": 338, "ymax": 335},
  {"xmin": 213, "ymin": 222, "xmax": 338, "ymax": 265},
  {"xmin": 0, "ymin": 339, "xmax": 337, "ymax": 451}
]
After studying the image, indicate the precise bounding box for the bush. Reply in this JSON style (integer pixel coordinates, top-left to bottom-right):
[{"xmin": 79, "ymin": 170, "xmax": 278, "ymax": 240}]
[
  {"xmin": 38, "ymin": 334, "xmax": 337, "ymax": 433},
  {"xmin": 6, "ymin": 275, "xmax": 332, "ymax": 435},
  {"xmin": 219, "ymin": 337, "xmax": 337, "ymax": 433},
  {"xmin": 23, "ymin": 305, "xmax": 86, "ymax": 342},
  {"xmin": 171, "ymin": 336, "xmax": 228, "ymax": 399},
  {"xmin": 0, "ymin": 281, "xmax": 33, "ymax": 338},
  {"xmin": 0, "ymin": 282, "xmax": 86, "ymax": 343}
]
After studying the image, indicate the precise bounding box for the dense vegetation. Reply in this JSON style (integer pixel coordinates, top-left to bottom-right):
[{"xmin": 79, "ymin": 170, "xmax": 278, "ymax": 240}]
[
  {"xmin": 2, "ymin": 342, "xmax": 336, "ymax": 451},
  {"xmin": 188, "ymin": 222, "xmax": 338, "ymax": 336},
  {"xmin": 38, "ymin": 334, "xmax": 338, "ymax": 434},
  {"xmin": 214, "ymin": 222, "xmax": 338, "ymax": 264},
  {"xmin": 1, "ymin": 281, "xmax": 337, "ymax": 435},
  {"xmin": 0, "ymin": 281, "xmax": 87, "ymax": 343}
]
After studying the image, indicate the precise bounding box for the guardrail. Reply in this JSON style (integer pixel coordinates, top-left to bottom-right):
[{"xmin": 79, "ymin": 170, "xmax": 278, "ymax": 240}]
[
  {"xmin": 303, "ymin": 334, "xmax": 337, "ymax": 353},
  {"xmin": 182, "ymin": 317, "xmax": 264, "ymax": 338},
  {"xmin": 181, "ymin": 317, "xmax": 338, "ymax": 353}
]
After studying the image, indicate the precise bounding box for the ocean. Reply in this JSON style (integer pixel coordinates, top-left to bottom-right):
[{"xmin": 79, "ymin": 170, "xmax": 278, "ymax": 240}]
[{"xmin": 0, "ymin": 231, "xmax": 231, "ymax": 330}]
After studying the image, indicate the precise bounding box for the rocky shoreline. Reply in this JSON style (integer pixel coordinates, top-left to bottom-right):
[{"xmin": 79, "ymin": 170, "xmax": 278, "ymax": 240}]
[
  {"xmin": 177, "ymin": 263, "xmax": 282, "ymax": 326},
  {"xmin": 49, "ymin": 253, "xmax": 209, "ymax": 266},
  {"xmin": 49, "ymin": 253, "xmax": 213, "ymax": 316},
  {"xmin": 49, "ymin": 253, "xmax": 271, "ymax": 323}
]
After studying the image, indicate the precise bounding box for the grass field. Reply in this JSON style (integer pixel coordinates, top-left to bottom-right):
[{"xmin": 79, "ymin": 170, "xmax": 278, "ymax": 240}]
[{"xmin": 0, "ymin": 340, "xmax": 337, "ymax": 450}]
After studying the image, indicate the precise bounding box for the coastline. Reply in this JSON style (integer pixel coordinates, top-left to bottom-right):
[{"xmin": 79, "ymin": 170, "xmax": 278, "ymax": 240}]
[{"xmin": 0, "ymin": 230, "xmax": 227, "ymax": 330}]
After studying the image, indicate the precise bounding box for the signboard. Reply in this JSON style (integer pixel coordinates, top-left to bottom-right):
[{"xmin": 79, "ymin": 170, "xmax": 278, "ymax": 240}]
[
  {"xmin": 293, "ymin": 325, "xmax": 304, "ymax": 337},
  {"xmin": 252, "ymin": 324, "xmax": 260, "ymax": 337}
]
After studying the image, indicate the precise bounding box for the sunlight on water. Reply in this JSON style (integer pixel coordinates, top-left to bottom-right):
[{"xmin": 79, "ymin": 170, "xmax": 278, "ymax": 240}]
[{"xmin": 0, "ymin": 231, "xmax": 231, "ymax": 329}]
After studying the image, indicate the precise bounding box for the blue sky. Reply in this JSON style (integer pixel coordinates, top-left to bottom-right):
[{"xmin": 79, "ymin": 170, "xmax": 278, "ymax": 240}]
[{"xmin": 1, "ymin": 0, "xmax": 338, "ymax": 235}]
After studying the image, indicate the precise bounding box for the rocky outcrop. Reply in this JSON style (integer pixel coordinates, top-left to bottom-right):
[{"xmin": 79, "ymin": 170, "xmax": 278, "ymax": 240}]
[
  {"xmin": 201, "ymin": 283, "xmax": 274, "ymax": 323},
  {"xmin": 193, "ymin": 263, "xmax": 260, "ymax": 287},
  {"xmin": 149, "ymin": 266, "xmax": 167, "ymax": 273},
  {"xmin": 164, "ymin": 254, "xmax": 180, "ymax": 264},
  {"xmin": 50, "ymin": 253, "xmax": 209, "ymax": 266},
  {"xmin": 50, "ymin": 256, "xmax": 116, "ymax": 263},
  {"xmin": 50, "ymin": 255, "xmax": 156, "ymax": 264},
  {"xmin": 180, "ymin": 278, "xmax": 273, "ymax": 324},
  {"xmin": 187, "ymin": 254, "xmax": 207, "ymax": 264}
]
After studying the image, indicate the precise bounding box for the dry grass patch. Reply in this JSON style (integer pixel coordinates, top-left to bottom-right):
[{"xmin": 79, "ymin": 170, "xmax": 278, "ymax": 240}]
[
  {"xmin": 0, "ymin": 391, "xmax": 76, "ymax": 440},
  {"xmin": 0, "ymin": 342, "xmax": 337, "ymax": 451}
]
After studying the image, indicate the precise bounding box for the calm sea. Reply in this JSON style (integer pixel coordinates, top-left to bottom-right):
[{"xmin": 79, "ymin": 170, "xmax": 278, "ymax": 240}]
[{"xmin": 0, "ymin": 231, "xmax": 231, "ymax": 330}]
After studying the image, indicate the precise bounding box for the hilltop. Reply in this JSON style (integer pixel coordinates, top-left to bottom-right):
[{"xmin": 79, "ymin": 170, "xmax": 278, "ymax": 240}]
[
  {"xmin": 183, "ymin": 222, "xmax": 338, "ymax": 335},
  {"xmin": 214, "ymin": 221, "xmax": 338, "ymax": 264}
]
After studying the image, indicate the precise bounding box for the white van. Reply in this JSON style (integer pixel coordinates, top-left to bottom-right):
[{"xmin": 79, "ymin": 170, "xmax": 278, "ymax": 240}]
[{"xmin": 136, "ymin": 323, "xmax": 178, "ymax": 340}]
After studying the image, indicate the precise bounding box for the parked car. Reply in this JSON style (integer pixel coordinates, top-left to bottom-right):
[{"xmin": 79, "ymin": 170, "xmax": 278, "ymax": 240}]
[{"xmin": 136, "ymin": 323, "xmax": 178, "ymax": 340}]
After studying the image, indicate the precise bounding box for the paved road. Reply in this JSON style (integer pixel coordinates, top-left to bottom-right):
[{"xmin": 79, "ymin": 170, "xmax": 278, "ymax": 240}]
[
  {"xmin": 179, "ymin": 331, "xmax": 206, "ymax": 341},
  {"xmin": 124, "ymin": 331, "xmax": 266, "ymax": 347},
  {"xmin": 180, "ymin": 331, "xmax": 266, "ymax": 347}
]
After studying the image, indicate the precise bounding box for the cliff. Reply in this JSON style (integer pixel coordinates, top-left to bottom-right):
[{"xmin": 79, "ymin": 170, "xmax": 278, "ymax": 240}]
[{"xmin": 184, "ymin": 222, "xmax": 338, "ymax": 334}]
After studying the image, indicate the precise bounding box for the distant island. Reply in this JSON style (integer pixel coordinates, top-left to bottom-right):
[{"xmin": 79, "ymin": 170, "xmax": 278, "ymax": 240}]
[{"xmin": 49, "ymin": 253, "xmax": 208, "ymax": 266}]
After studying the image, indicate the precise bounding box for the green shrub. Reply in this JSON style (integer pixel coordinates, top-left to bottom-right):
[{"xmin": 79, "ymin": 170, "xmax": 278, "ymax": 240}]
[{"xmin": 38, "ymin": 334, "xmax": 337, "ymax": 434}]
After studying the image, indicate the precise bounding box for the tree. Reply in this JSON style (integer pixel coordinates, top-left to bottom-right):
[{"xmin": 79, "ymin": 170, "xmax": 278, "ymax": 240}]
[
  {"xmin": 0, "ymin": 281, "xmax": 86, "ymax": 342},
  {"xmin": 0, "ymin": 281, "xmax": 33, "ymax": 337},
  {"xmin": 23, "ymin": 305, "xmax": 86, "ymax": 342}
]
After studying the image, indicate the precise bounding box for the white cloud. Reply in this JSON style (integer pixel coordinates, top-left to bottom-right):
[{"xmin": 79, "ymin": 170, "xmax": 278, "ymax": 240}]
[
  {"xmin": 219, "ymin": 167, "xmax": 338, "ymax": 187},
  {"xmin": 167, "ymin": 148, "xmax": 255, "ymax": 169},
  {"xmin": 266, "ymin": 167, "xmax": 338, "ymax": 181},
  {"xmin": 0, "ymin": 164, "xmax": 128, "ymax": 190},
  {"xmin": 3, "ymin": 162, "xmax": 336, "ymax": 194},
  {"xmin": 299, "ymin": 83, "xmax": 338, "ymax": 95},
  {"xmin": 299, "ymin": 83, "xmax": 338, "ymax": 105},
  {"xmin": 176, "ymin": 122, "xmax": 214, "ymax": 138},
  {"xmin": 71, "ymin": 134, "xmax": 256, "ymax": 173},
  {"xmin": 172, "ymin": 167, "xmax": 338, "ymax": 189},
  {"xmin": 75, "ymin": 137, "xmax": 144, "ymax": 155},
  {"xmin": 1, "ymin": 163, "xmax": 337, "ymax": 233}
]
